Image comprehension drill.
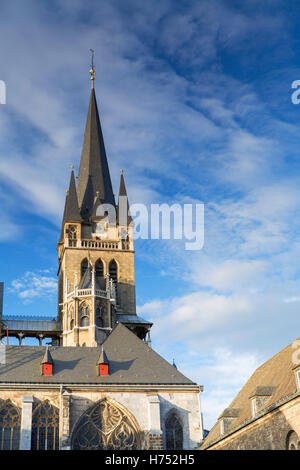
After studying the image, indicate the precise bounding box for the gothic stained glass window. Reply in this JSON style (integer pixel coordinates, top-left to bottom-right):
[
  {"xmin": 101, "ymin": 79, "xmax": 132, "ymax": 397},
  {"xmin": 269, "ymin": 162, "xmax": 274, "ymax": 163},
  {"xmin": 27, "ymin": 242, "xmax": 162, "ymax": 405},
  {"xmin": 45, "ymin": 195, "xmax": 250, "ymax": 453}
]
[
  {"xmin": 165, "ymin": 413, "xmax": 183, "ymax": 450},
  {"xmin": 0, "ymin": 400, "xmax": 21, "ymax": 450},
  {"xmin": 31, "ymin": 401, "xmax": 59, "ymax": 450},
  {"xmin": 72, "ymin": 399, "xmax": 140, "ymax": 450}
]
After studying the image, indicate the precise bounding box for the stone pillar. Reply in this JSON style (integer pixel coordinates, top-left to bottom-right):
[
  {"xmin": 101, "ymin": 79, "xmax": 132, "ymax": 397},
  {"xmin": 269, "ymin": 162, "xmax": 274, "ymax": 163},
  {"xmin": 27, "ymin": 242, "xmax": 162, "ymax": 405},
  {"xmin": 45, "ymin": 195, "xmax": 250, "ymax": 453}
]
[
  {"xmin": 38, "ymin": 334, "xmax": 44, "ymax": 346},
  {"xmin": 147, "ymin": 394, "xmax": 163, "ymax": 450},
  {"xmin": 18, "ymin": 333, "xmax": 24, "ymax": 346},
  {"xmin": 20, "ymin": 395, "xmax": 34, "ymax": 450},
  {"xmin": 60, "ymin": 391, "xmax": 71, "ymax": 450}
]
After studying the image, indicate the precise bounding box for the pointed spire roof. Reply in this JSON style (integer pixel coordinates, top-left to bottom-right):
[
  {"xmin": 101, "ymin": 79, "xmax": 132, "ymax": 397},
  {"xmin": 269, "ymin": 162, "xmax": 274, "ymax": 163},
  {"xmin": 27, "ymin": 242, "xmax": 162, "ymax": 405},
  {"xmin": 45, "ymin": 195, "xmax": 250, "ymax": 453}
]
[
  {"xmin": 77, "ymin": 88, "xmax": 115, "ymax": 220},
  {"xmin": 59, "ymin": 169, "xmax": 81, "ymax": 242},
  {"xmin": 117, "ymin": 170, "xmax": 132, "ymax": 225},
  {"xmin": 41, "ymin": 346, "xmax": 53, "ymax": 365},
  {"xmin": 97, "ymin": 346, "xmax": 108, "ymax": 365},
  {"xmin": 65, "ymin": 169, "xmax": 81, "ymax": 222}
]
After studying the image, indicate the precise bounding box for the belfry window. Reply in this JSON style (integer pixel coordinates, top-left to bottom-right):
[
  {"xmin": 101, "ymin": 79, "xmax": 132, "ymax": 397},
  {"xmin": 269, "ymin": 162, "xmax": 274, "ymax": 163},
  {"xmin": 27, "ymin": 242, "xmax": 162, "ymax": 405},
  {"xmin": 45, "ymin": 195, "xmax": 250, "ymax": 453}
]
[
  {"xmin": 31, "ymin": 401, "xmax": 59, "ymax": 450},
  {"xmin": 0, "ymin": 400, "xmax": 21, "ymax": 450},
  {"xmin": 79, "ymin": 304, "xmax": 90, "ymax": 327},
  {"xmin": 81, "ymin": 258, "xmax": 88, "ymax": 279},
  {"xmin": 96, "ymin": 304, "xmax": 103, "ymax": 327},
  {"xmin": 80, "ymin": 316, "xmax": 89, "ymax": 327},
  {"xmin": 95, "ymin": 259, "xmax": 104, "ymax": 282},
  {"xmin": 68, "ymin": 225, "xmax": 77, "ymax": 239},
  {"xmin": 109, "ymin": 260, "xmax": 118, "ymax": 299},
  {"xmin": 165, "ymin": 413, "xmax": 183, "ymax": 450}
]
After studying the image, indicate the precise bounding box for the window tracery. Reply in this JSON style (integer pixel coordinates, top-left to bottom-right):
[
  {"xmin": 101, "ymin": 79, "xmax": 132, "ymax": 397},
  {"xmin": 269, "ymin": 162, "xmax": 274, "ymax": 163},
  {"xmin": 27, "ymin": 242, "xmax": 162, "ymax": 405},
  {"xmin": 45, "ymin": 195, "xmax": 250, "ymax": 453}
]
[
  {"xmin": 31, "ymin": 400, "xmax": 59, "ymax": 450},
  {"xmin": 0, "ymin": 400, "xmax": 21, "ymax": 450},
  {"xmin": 72, "ymin": 399, "xmax": 140, "ymax": 450},
  {"xmin": 165, "ymin": 413, "xmax": 183, "ymax": 450}
]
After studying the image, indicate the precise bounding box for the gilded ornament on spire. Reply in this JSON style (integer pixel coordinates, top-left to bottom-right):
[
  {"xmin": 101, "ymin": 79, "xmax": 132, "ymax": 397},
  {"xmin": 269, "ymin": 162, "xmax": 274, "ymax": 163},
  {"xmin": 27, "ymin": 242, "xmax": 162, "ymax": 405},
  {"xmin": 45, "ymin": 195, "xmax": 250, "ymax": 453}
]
[{"xmin": 89, "ymin": 49, "xmax": 96, "ymax": 88}]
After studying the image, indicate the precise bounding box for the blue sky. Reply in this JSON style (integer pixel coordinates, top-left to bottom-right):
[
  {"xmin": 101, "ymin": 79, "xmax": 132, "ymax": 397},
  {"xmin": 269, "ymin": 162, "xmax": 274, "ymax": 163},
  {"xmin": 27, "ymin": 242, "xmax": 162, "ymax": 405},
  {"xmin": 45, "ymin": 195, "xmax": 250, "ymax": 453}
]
[{"xmin": 1, "ymin": 0, "xmax": 300, "ymax": 429}]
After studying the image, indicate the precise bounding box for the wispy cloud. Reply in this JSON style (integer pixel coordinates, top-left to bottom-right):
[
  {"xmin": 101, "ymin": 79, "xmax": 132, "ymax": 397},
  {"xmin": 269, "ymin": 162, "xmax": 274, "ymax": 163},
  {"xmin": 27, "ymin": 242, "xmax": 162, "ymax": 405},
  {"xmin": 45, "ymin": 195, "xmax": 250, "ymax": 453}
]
[
  {"xmin": 9, "ymin": 271, "xmax": 57, "ymax": 303},
  {"xmin": 0, "ymin": 0, "xmax": 300, "ymax": 432}
]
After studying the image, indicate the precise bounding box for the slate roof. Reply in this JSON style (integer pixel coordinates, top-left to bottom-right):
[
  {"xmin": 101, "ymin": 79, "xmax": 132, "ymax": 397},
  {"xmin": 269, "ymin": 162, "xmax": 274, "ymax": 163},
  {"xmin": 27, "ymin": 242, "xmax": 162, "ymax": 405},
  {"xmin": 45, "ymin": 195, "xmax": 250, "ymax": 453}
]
[
  {"xmin": 201, "ymin": 337, "xmax": 300, "ymax": 448},
  {"xmin": 0, "ymin": 323, "xmax": 196, "ymax": 386},
  {"xmin": 77, "ymin": 88, "xmax": 115, "ymax": 220},
  {"xmin": 116, "ymin": 314, "xmax": 153, "ymax": 326}
]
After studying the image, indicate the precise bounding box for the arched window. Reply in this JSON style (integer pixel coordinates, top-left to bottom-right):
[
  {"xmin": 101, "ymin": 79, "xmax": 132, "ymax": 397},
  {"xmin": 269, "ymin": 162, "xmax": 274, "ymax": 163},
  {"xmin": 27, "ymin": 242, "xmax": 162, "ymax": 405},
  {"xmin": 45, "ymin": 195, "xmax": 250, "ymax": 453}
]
[
  {"xmin": 109, "ymin": 260, "xmax": 118, "ymax": 300},
  {"xmin": 96, "ymin": 304, "xmax": 103, "ymax": 327},
  {"xmin": 31, "ymin": 400, "xmax": 59, "ymax": 450},
  {"xmin": 68, "ymin": 225, "xmax": 77, "ymax": 240},
  {"xmin": 95, "ymin": 259, "xmax": 104, "ymax": 279},
  {"xmin": 80, "ymin": 316, "xmax": 89, "ymax": 327},
  {"xmin": 165, "ymin": 413, "xmax": 183, "ymax": 450},
  {"xmin": 69, "ymin": 305, "xmax": 74, "ymax": 330},
  {"xmin": 109, "ymin": 260, "xmax": 118, "ymax": 283},
  {"xmin": 0, "ymin": 400, "xmax": 21, "ymax": 450},
  {"xmin": 71, "ymin": 399, "xmax": 140, "ymax": 450},
  {"xmin": 81, "ymin": 258, "xmax": 88, "ymax": 280},
  {"xmin": 286, "ymin": 430, "xmax": 300, "ymax": 450},
  {"xmin": 79, "ymin": 304, "xmax": 90, "ymax": 327}
]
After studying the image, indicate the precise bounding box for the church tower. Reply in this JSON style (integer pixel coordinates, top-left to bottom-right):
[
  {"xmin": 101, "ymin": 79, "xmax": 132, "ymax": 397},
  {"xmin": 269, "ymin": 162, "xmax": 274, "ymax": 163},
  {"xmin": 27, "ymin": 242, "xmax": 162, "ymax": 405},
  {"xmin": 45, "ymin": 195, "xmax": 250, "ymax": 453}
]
[{"xmin": 57, "ymin": 68, "xmax": 151, "ymax": 347}]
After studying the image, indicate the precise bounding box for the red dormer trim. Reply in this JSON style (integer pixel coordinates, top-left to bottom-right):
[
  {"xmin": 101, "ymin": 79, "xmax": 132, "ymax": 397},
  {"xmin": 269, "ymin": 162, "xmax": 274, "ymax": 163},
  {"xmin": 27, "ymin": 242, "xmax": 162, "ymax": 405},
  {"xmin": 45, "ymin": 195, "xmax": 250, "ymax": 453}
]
[
  {"xmin": 42, "ymin": 363, "xmax": 53, "ymax": 376},
  {"xmin": 98, "ymin": 363, "xmax": 109, "ymax": 376}
]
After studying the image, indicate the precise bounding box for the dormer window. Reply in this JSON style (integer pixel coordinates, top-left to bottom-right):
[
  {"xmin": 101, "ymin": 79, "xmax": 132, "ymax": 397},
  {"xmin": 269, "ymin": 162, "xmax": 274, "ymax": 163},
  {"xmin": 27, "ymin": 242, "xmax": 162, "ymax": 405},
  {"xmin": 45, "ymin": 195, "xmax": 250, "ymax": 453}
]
[
  {"xmin": 251, "ymin": 398, "xmax": 257, "ymax": 418},
  {"xmin": 99, "ymin": 363, "xmax": 109, "ymax": 376},
  {"xmin": 41, "ymin": 346, "xmax": 53, "ymax": 376},
  {"xmin": 219, "ymin": 408, "xmax": 240, "ymax": 435},
  {"xmin": 42, "ymin": 363, "xmax": 53, "ymax": 376},
  {"xmin": 249, "ymin": 386, "xmax": 275, "ymax": 417},
  {"xmin": 97, "ymin": 347, "xmax": 109, "ymax": 376},
  {"xmin": 296, "ymin": 369, "xmax": 300, "ymax": 389}
]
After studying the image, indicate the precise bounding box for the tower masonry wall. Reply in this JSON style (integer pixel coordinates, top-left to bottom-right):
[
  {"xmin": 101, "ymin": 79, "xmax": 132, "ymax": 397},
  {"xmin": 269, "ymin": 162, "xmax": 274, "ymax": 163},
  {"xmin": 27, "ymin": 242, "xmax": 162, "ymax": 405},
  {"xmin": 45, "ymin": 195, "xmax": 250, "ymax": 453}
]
[{"xmin": 62, "ymin": 248, "xmax": 136, "ymax": 314}]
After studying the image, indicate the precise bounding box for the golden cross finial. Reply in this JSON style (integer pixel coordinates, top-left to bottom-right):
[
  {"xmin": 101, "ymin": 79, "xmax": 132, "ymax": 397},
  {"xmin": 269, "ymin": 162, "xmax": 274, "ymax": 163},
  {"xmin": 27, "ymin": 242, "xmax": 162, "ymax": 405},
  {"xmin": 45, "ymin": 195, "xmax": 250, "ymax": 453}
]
[
  {"xmin": 71, "ymin": 165, "xmax": 75, "ymax": 170},
  {"xmin": 89, "ymin": 49, "xmax": 96, "ymax": 88},
  {"xmin": 120, "ymin": 169, "xmax": 124, "ymax": 174}
]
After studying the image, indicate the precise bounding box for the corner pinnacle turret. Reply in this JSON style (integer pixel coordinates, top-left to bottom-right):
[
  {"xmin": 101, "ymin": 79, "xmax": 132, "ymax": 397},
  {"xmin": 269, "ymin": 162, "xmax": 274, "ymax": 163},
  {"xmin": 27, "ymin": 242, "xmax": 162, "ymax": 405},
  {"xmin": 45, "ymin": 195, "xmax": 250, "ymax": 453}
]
[{"xmin": 59, "ymin": 168, "xmax": 81, "ymax": 242}]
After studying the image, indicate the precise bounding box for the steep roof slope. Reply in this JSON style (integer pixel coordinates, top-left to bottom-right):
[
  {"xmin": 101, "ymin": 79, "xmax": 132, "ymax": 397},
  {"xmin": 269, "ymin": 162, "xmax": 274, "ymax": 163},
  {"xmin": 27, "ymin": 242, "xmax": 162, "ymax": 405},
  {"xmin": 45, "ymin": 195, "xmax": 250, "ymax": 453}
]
[
  {"xmin": 202, "ymin": 337, "xmax": 300, "ymax": 448},
  {"xmin": 0, "ymin": 323, "xmax": 196, "ymax": 386}
]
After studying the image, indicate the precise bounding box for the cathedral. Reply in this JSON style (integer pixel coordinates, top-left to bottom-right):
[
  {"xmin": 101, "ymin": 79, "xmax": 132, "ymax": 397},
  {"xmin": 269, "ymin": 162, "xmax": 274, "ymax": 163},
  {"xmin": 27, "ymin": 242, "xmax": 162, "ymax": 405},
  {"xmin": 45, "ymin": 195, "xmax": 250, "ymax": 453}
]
[{"xmin": 0, "ymin": 66, "xmax": 203, "ymax": 450}]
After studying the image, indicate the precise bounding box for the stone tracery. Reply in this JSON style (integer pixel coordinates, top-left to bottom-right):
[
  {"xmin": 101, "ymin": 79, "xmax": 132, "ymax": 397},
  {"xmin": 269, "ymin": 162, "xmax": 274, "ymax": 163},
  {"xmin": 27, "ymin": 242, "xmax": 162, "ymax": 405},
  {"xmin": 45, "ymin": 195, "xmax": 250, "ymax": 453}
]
[{"xmin": 72, "ymin": 398, "xmax": 140, "ymax": 450}]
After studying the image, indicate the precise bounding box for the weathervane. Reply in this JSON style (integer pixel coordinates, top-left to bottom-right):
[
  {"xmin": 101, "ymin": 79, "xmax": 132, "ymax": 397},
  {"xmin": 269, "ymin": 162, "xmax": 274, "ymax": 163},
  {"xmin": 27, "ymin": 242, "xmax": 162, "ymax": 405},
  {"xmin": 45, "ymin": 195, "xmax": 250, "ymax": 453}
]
[{"xmin": 89, "ymin": 49, "xmax": 96, "ymax": 88}]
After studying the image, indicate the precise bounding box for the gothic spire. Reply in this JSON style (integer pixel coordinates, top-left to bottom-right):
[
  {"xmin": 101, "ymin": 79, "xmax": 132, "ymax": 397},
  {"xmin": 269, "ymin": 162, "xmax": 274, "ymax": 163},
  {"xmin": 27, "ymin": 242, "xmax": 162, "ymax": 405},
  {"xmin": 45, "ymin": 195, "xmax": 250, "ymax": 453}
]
[
  {"xmin": 96, "ymin": 346, "xmax": 108, "ymax": 365},
  {"xmin": 77, "ymin": 88, "xmax": 115, "ymax": 220},
  {"xmin": 59, "ymin": 168, "xmax": 81, "ymax": 242},
  {"xmin": 117, "ymin": 170, "xmax": 132, "ymax": 225},
  {"xmin": 41, "ymin": 346, "xmax": 53, "ymax": 365}
]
